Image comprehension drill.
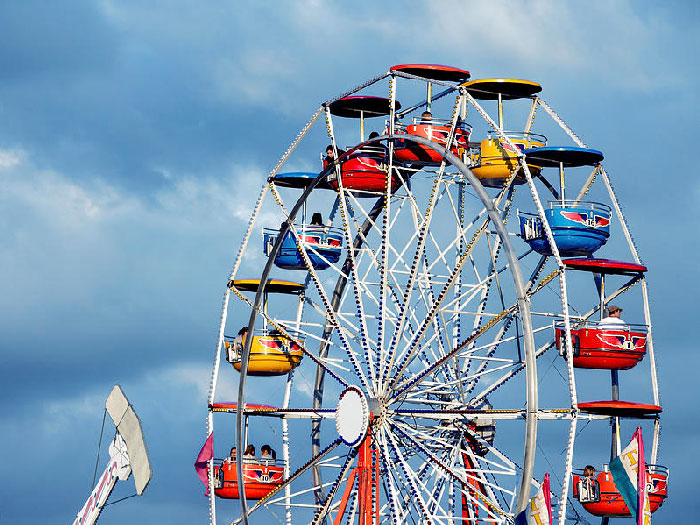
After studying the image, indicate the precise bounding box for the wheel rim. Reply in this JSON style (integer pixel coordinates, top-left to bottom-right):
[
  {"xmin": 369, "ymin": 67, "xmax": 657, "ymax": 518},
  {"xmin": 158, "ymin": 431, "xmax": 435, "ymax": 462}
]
[{"xmin": 206, "ymin": 72, "xmax": 662, "ymax": 525}]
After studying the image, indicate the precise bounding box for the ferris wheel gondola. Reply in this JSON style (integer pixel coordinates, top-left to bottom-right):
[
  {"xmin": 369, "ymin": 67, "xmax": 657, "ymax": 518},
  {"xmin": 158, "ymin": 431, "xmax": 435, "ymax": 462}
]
[{"xmin": 201, "ymin": 64, "xmax": 666, "ymax": 524}]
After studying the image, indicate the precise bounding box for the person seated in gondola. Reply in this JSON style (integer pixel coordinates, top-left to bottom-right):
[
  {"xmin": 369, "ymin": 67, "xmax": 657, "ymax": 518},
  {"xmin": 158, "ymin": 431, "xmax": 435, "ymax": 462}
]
[
  {"xmin": 323, "ymin": 144, "xmax": 346, "ymax": 169},
  {"xmin": 225, "ymin": 446, "xmax": 237, "ymax": 464},
  {"xmin": 243, "ymin": 444, "xmax": 255, "ymax": 458},
  {"xmin": 583, "ymin": 465, "xmax": 596, "ymax": 480},
  {"xmin": 598, "ymin": 305, "xmax": 626, "ymax": 329},
  {"xmin": 260, "ymin": 444, "xmax": 276, "ymax": 464},
  {"xmin": 367, "ymin": 131, "xmax": 388, "ymax": 162},
  {"xmin": 578, "ymin": 465, "xmax": 600, "ymax": 503},
  {"xmin": 310, "ymin": 212, "xmax": 324, "ymax": 226},
  {"xmin": 417, "ymin": 110, "xmax": 451, "ymax": 145},
  {"xmin": 227, "ymin": 327, "xmax": 247, "ymax": 362}
]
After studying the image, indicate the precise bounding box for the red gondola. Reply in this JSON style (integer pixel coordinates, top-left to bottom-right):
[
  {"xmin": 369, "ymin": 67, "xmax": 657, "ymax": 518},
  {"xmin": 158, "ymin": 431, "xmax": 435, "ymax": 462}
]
[
  {"xmin": 214, "ymin": 458, "xmax": 284, "ymax": 500},
  {"xmin": 394, "ymin": 118, "xmax": 471, "ymax": 165},
  {"xmin": 326, "ymin": 96, "xmax": 403, "ymax": 194},
  {"xmin": 572, "ymin": 465, "xmax": 668, "ymax": 517},
  {"xmin": 391, "ymin": 64, "xmax": 472, "ymax": 166},
  {"xmin": 555, "ymin": 322, "xmax": 647, "ymax": 370},
  {"xmin": 330, "ymin": 146, "xmax": 402, "ymax": 194}
]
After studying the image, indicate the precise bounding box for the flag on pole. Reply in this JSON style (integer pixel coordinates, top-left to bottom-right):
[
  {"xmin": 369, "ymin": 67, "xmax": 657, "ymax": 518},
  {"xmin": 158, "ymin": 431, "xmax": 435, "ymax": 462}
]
[
  {"xmin": 610, "ymin": 427, "xmax": 651, "ymax": 524},
  {"xmin": 515, "ymin": 473, "xmax": 552, "ymax": 525},
  {"xmin": 194, "ymin": 432, "xmax": 214, "ymax": 495}
]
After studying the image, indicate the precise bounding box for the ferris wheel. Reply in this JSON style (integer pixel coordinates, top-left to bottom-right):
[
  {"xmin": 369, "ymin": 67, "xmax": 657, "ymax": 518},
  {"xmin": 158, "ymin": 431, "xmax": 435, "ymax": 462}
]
[{"xmin": 202, "ymin": 64, "xmax": 668, "ymax": 524}]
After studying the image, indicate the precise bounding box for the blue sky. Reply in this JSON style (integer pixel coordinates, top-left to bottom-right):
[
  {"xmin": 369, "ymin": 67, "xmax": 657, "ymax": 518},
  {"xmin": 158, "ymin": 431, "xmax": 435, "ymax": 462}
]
[{"xmin": 0, "ymin": 1, "xmax": 698, "ymax": 523}]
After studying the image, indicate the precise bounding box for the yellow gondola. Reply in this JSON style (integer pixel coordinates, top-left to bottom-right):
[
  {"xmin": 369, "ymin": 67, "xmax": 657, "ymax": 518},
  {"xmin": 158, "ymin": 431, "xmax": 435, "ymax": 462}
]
[
  {"xmin": 226, "ymin": 279, "xmax": 305, "ymax": 376},
  {"xmin": 462, "ymin": 79, "xmax": 545, "ymax": 186}
]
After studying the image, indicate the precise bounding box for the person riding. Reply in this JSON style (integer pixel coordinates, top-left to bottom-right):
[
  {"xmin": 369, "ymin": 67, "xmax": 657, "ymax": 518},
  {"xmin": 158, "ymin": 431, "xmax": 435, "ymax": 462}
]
[
  {"xmin": 260, "ymin": 444, "xmax": 276, "ymax": 463},
  {"xmin": 310, "ymin": 212, "xmax": 324, "ymax": 226},
  {"xmin": 323, "ymin": 144, "xmax": 346, "ymax": 169},
  {"xmin": 367, "ymin": 131, "xmax": 386, "ymax": 162},
  {"xmin": 598, "ymin": 305, "xmax": 626, "ymax": 329},
  {"xmin": 227, "ymin": 326, "xmax": 247, "ymax": 362},
  {"xmin": 579, "ymin": 464, "xmax": 599, "ymax": 502}
]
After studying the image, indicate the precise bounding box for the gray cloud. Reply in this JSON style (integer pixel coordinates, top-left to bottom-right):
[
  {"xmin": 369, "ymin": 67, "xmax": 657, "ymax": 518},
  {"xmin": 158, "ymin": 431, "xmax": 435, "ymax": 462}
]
[{"xmin": 0, "ymin": 1, "xmax": 696, "ymax": 523}]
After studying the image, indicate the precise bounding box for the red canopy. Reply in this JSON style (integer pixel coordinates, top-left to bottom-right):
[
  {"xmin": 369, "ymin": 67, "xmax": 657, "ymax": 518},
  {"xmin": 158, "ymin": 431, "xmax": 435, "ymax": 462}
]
[
  {"xmin": 563, "ymin": 258, "xmax": 647, "ymax": 276},
  {"xmin": 391, "ymin": 64, "xmax": 470, "ymax": 82}
]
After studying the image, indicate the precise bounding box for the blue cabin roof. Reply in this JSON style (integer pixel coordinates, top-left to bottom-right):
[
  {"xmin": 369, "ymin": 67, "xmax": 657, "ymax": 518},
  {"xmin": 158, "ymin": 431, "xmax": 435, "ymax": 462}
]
[
  {"xmin": 270, "ymin": 171, "xmax": 332, "ymax": 190},
  {"xmin": 524, "ymin": 146, "xmax": 604, "ymax": 168}
]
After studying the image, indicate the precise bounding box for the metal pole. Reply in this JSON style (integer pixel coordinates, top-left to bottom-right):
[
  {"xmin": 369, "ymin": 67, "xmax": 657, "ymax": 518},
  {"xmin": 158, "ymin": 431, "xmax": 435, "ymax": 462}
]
[
  {"xmin": 361, "ymin": 110, "xmax": 365, "ymax": 142},
  {"xmin": 611, "ymin": 370, "xmax": 620, "ymax": 462},
  {"xmin": 497, "ymin": 93, "xmax": 503, "ymax": 129},
  {"xmin": 559, "ymin": 162, "xmax": 565, "ymax": 201}
]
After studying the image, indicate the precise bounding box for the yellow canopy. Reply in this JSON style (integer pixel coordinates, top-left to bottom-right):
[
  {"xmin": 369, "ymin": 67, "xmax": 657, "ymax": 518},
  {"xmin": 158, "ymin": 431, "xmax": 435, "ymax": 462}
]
[{"xmin": 461, "ymin": 78, "xmax": 542, "ymax": 100}]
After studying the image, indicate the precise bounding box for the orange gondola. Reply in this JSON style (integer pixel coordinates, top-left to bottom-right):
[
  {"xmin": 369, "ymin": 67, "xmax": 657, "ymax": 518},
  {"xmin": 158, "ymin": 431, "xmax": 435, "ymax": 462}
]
[
  {"xmin": 572, "ymin": 465, "xmax": 668, "ymax": 517},
  {"xmin": 214, "ymin": 458, "xmax": 284, "ymax": 500}
]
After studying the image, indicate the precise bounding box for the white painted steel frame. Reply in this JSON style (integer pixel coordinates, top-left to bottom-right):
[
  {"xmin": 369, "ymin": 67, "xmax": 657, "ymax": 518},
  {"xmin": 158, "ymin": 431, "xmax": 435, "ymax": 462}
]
[{"xmin": 204, "ymin": 69, "xmax": 660, "ymax": 525}]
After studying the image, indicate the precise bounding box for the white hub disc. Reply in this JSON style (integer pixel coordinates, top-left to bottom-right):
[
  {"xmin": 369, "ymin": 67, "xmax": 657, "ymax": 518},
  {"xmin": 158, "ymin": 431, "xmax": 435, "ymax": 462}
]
[{"xmin": 335, "ymin": 386, "xmax": 369, "ymax": 447}]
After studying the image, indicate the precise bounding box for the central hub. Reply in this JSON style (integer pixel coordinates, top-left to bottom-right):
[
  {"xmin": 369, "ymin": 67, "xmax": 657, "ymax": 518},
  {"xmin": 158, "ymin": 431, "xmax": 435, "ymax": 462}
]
[
  {"xmin": 335, "ymin": 386, "xmax": 369, "ymax": 447},
  {"xmin": 367, "ymin": 396, "xmax": 389, "ymax": 428}
]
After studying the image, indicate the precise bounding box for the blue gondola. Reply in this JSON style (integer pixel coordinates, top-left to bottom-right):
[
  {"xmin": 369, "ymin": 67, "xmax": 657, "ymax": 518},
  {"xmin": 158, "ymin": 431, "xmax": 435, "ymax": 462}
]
[
  {"xmin": 517, "ymin": 146, "xmax": 609, "ymax": 256},
  {"xmin": 263, "ymin": 226, "xmax": 343, "ymax": 271},
  {"xmin": 519, "ymin": 200, "xmax": 611, "ymax": 256}
]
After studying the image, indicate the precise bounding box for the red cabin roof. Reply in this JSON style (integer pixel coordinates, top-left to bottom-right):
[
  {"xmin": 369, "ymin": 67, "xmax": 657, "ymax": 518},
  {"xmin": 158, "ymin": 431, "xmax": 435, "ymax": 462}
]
[
  {"xmin": 578, "ymin": 400, "xmax": 662, "ymax": 417},
  {"xmin": 563, "ymin": 258, "xmax": 648, "ymax": 276},
  {"xmin": 328, "ymin": 96, "xmax": 400, "ymax": 118},
  {"xmin": 211, "ymin": 402, "xmax": 279, "ymax": 413},
  {"xmin": 390, "ymin": 64, "xmax": 471, "ymax": 82}
]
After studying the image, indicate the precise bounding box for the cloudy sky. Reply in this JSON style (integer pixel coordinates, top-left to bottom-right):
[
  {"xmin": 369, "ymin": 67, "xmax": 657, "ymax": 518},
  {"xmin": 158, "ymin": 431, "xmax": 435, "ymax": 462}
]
[{"xmin": 1, "ymin": 1, "xmax": 697, "ymax": 523}]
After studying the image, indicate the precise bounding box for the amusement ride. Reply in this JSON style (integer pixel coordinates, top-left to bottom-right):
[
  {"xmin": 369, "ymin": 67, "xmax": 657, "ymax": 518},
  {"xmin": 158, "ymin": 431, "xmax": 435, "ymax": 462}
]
[{"xmin": 201, "ymin": 64, "xmax": 667, "ymax": 524}]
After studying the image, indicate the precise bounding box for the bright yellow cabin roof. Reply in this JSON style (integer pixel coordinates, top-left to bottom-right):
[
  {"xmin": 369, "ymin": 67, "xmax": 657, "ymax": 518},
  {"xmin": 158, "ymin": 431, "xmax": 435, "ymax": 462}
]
[
  {"xmin": 229, "ymin": 278, "xmax": 305, "ymax": 295},
  {"xmin": 461, "ymin": 78, "xmax": 542, "ymax": 100}
]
